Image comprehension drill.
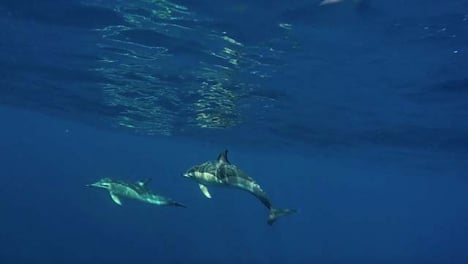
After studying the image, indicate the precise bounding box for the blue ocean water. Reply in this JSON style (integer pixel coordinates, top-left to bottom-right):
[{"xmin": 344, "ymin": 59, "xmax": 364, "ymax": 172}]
[{"xmin": 1, "ymin": 0, "xmax": 468, "ymax": 263}]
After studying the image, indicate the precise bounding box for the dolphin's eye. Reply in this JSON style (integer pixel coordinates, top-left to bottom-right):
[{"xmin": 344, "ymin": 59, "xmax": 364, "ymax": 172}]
[{"xmin": 183, "ymin": 171, "xmax": 195, "ymax": 178}]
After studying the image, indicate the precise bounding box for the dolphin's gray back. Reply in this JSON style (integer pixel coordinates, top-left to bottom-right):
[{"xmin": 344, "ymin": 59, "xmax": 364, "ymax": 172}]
[
  {"xmin": 110, "ymin": 182, "xmax": 144, "ymax": 199},
  {"xmin": 196, "ymin": 161, "xmax": 254, "ymax": 181},
  {"xmin": 218, "ymin": 164, "xmax": 254, "ymax": 181}
]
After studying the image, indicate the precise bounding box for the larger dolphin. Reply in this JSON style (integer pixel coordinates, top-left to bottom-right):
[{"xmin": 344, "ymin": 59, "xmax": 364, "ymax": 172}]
[{"xmin": 183, "ymin": 150, "xmax": 296, "ymax": 225}]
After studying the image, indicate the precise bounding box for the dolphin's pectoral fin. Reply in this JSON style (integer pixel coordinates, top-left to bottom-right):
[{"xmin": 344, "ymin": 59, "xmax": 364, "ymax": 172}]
[
  {"xmin": 110, "ymin": 192, "xmax": 122, "ymax": 205},
  {"xmin": 199, "ymin": 184, "xmax": 212, "ymax": 199}
]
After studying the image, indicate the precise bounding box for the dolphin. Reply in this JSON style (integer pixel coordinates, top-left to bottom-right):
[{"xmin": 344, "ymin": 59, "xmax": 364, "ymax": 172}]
[
  {"xmin": 183, "ymin": 150, "xmax": 296, "ymax": 225},
  {"xmin": 87, "ymin": 177, "xmax": 186, "ymax": 208}
]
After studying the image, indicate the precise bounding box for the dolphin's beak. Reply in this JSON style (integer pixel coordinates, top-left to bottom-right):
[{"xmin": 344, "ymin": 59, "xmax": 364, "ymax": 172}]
[{"xmin": 182, "ymin": 173, "xmax": 190, "ymax": 178}]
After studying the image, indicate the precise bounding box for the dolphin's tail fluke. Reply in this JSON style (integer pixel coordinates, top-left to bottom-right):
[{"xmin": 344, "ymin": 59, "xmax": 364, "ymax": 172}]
[
  {"xmin": 172, "ymin": 201, "xmax": 187, "ymax": 208},
  {"xmin": 267, "ymin": 207, "xmax": 297, "ymax": 225}
]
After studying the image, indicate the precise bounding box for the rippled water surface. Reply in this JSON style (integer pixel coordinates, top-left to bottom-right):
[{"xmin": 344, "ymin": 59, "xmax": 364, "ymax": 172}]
[{"xmin": 2, "ymin": 0, "xmax": 467, "ymax": 151}]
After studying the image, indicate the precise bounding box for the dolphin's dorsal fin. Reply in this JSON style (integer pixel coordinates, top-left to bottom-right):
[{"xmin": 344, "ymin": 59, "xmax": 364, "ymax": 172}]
[
  {"xmin": 199, "ymin": 184, "xmax": 212, "ymax": 199},
  {"xmin": 217, "ymin": 149, "xmax": 230, "ymax": 164},
  {"xmin": 136, "ymin": 178, "xmax": 152, "ymax": 187},
  {"xmin": 110, "ymin": 192, "xmax": 122, "ymax": 205}
]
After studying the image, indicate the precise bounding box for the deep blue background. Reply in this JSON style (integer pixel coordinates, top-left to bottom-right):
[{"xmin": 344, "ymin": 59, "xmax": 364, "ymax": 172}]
[
  {"xmin": 1, "ymin": 107, "xmax": 467, "ymax": 263},
  {"xmin": 1, "ymin": 0, "xmax": 468, "ymax": 263}
]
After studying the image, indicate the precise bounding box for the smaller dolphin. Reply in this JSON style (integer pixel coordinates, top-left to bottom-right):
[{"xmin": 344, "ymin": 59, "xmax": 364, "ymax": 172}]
[
  {"xmin": 87, "ymin": 177, "xmax": 186, "ymax": 208},
  {"xmin": 183, "ymin": 150, "xmax": 296, "ymax": 225}
]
